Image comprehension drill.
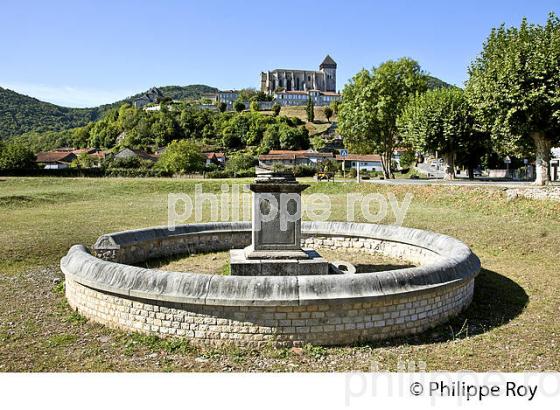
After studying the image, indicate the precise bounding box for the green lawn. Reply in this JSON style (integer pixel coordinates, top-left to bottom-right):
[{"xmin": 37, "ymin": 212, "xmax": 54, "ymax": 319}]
[{"xmin": 0, "ymin": 177, "xmax": 559, "ymax": 371}]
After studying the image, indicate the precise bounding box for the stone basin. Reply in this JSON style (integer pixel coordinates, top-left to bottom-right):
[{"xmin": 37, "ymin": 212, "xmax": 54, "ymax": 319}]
[{"xmin": 60, "ymin": 221, "xmax": 480, "ymax": 347}]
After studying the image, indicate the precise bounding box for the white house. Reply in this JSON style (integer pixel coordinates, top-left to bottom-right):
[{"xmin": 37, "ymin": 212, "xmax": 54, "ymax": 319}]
[
  {"xmin": 335, "ymin": 154, "xmax": 383, "ymax": 172},
  {"xmin": 205, "ymin": 152, "xmax": 226, "ymax": 167},
  {"xmin": 272, "ymin": 90, "xmax": 341, "ymax": 107},
  {"xmin": 35, "ymin": 151, "xmax": 77, "ymax": 169}
]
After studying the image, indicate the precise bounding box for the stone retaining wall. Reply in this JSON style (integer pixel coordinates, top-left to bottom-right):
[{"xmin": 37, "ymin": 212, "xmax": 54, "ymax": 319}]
[
  {"xmin": 65, "ymin": 277, "xmax": 473, "ymax": 346},
  {"xmin": 506, "ymin": 186, "xmax": 560, "ymax": 202},
  {"xmin": 61, "ymin": 222, "xmax": 479, "ymax": 346}
]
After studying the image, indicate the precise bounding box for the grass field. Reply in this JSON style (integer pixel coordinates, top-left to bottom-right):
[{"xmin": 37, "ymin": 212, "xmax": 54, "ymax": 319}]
[{"xmin": 0, "ymin": 177, "xmax": 559, "ymax": 371}]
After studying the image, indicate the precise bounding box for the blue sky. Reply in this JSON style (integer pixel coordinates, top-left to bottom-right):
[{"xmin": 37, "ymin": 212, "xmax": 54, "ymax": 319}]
[{"xmin": 1, "ymin": 0, "xmax": 557, "ymax": 107}]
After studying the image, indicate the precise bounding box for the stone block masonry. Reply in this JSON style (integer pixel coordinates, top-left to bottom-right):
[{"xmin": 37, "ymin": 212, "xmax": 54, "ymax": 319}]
[{"xmin": 65, "ymin": 277, "xmax": 474, "ymax": 346}]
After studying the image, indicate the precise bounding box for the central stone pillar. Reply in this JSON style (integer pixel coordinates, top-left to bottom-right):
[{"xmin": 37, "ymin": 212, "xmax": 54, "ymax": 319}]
[
  {"xmin": 246, "ymin": 173, "xmax": 308, "ymax": 259},
  {"xmin": 229, "ymin": 172, "xmax": 329, "ymax": 276}
]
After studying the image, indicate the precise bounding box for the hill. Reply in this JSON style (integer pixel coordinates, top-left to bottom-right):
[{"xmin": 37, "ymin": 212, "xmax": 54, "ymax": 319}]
[
  {"xmin": 0, "ymin": 84, "xmax": 219, "ymax": 140},
  {"xmin": 1, "ymin": 77, "xmax": 454, "ymax": 140},
  {"xmin": 426, "ymin": 75, "xmax": 457, "ymax": 90},
  {"xmin": 0, "ymin": 87, "xmax": 101, "ymax": 140},
  {"xmin": 98, "ymin": 84, "xmax": 219, "ymax": 111}
]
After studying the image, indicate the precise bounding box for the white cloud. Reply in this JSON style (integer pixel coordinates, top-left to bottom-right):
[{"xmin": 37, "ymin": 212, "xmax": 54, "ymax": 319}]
[{"xmin": 0, "ymin": 82, "xmax": 137, "ymax": 108}]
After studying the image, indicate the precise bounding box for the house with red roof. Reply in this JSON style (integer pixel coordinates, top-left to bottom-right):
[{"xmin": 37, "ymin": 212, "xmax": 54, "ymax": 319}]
[
  {"xmin": 205, "ymin": 152, "xmax": 226, "ymax": 167},
  {"xmin": 35, "ymin": 151, "xmax": 77, "ymax": 169}
]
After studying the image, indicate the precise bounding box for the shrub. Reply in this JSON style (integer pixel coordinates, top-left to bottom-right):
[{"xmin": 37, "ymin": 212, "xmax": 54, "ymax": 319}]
[
  {"xmin": 319, "ymin": 159, "xmax": 338, "ymax": 173},
  {"xmin": 323, "ymin": 106, "xmax": 333, "ymax": 123},
  {"xmin": 104, "ymin": 168, "xmax": 171, "ymax": 177},
  {"xmin": 106, "ymin": 156, "xmax": 145, "ymax": 169},
  {"xmin": 226, "ymin": 152, "xmax": 257, "ymax": 174},
  {"xmin": 330, "ymin": 100, "xmax": 339, "ymax": 115},
  {"xmin": 205, "ymin": 169, "xmax": 232, "ymax": 178},
  {"xmin": 206, "ymin": 168, "xmax": 255, "ymax": 178},
  {"xmin": 292, "ymin": 165, "xmax": 315, "ymax": 177},
  {"xmin": 0, "ymin": 141, "xmax": 36, "ymax": 170},
  {"xmin": 155, "ymin": 140, "xmax": 204, "ymax": 174},
  {"xmin": 233, "ymin": 100, "xmax": 245, "ymax": 113},
  {"xmin": 398, "ymin": 149, "xmax": 416, "ymax": 169}
]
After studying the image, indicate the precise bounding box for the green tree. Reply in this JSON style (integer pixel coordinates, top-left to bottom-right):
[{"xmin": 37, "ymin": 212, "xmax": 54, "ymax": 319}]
[
  {"xmin": 151, "ymin": 111, "xmax": 178, "ymax": 148},
  {"xmin": 70, "ymin": 124, "xmax": 92, "ymax": 148},
  {"xmin": 218, "ymin": 102, "xmax": 227, "ymax": 113},
  {"xmin": 233, "ymin": 100, "xmax": 246, "ymax": 113},
  {"xmin": 330, "ymin": 100, "xmax": 340, "ymax": 115},
  {"xmin": 398, "ymin": 88, "xmax": 483, "ymax": 179},
  {"xmin": 116, "ymin": 104, "xmax": 140, "ymax": 131},
  {"xmin": 311, "ymin": 135, "xmax": 326, "ymax": 151},
  {"xmin": 319, "ymin": 159, "xmax": 338, "ymax": 173},
  {"xmin": 220, "ymin": 114, "xmax": 253, "ymax": 148},
  {"xmin": 465, "ymin": 13, "xmax": 560, "ymax": 185},
  {"xmin": 0, "ymin": 141, "xmax": 35, "ymax": 169},
  {"xmin": 156, "ymin": 140, "xmax": 204, "ymax": 174},
  {"xmin": 272, "ymin": 103, "xmax": 281, "ymax": 117},
  {"xmin": 222, "ymin": 126, "xmax": 243, "ymax": 149},
  {"xmin": 250, "ymin": 101, "xmax": 259, "ymax": 112},
  {"xmin": 323, "ymin": 106, "xmax": 333, "ymax": 123},
  {"xmin": 279, "ymin": 124, "xmax": 309, "ymax": 150},
  {"xmin": 238, "ymin": 88, "xmax": 258, "ymax": 101},
  {"xmin": 397, "ymin": 150, "xmax": 417, "ymax": 170},
  {"xmin": 306, "ymin": 97, "xmax": 315, "ymax": 122},
  {"xmin": 226, "ymin": 152, "xmax": 256, "ymax": 174},
  {"xmin": 261, "ymin": 124, "xmax": 281, "ymax": 152},
  {"xmin": 88, "ymin": 116, "xmax": 120, "ymax": 148},
  {"xmin": 338, "ymin": 58, "xmax": 427, "ymax": 178},
  {"xmin": 71, "ymin": 152, "xmax": 93, "ymax": 169}
]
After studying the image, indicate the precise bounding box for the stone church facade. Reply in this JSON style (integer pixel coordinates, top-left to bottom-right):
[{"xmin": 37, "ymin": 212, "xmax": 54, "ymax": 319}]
[{"xmin": 261, "ymin": 55, "xmax": 337, "ymax": 94}]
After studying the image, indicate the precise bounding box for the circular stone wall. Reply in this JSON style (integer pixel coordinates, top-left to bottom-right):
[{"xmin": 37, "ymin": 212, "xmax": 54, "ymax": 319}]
[{"xmin": 60, "ymin": 222, "xmax": 480, "ymax": 347}]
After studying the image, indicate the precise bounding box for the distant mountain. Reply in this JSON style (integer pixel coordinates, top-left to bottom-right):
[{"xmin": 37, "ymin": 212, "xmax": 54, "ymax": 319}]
[{"xmin": 0, "ymin": 84, "xmax": 219, "ymax": 139}]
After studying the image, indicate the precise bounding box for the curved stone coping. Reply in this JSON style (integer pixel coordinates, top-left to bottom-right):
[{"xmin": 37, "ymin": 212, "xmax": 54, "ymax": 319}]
[
  {"xmin": 93, "ymin": 222, "xmax": 252, "ymax": 250},
  {"xmin": 94, "ymin": 221, "xmax": 462, "ymax": 258},
  {"xmin": 61, "ymin": 222, "xmax": 480, "ymax": 307}
]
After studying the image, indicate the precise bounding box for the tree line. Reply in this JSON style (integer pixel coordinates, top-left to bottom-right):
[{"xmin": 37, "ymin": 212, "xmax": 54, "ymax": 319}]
[
  {"xmin": 9, "ymin": 101, "xmax": 310, "ymax": 154},
  {"xmin": 339, "ymin": 13, "xmax": 560, "ymax": 185},
  {"xmin": 0, "ymin": 100, "xmax": 312, "ymax": 172}
]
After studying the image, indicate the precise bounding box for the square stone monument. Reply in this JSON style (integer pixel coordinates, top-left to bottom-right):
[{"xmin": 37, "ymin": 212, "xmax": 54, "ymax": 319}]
[{"xmin": 230, "ymin": 172, "xmax": 329, "ymax": 276}]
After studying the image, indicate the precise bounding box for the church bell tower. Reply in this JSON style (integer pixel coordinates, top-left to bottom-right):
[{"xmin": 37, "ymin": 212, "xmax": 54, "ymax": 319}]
[{"xmin": 319, "ymin": 55, "xmax": 337, "ymax": 92}]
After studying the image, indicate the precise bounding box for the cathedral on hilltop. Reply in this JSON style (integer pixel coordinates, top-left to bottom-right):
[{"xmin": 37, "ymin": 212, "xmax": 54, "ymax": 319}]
[{"xmin": 260, "ymin": 55, "xmax": 337, "ymax": 94}]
